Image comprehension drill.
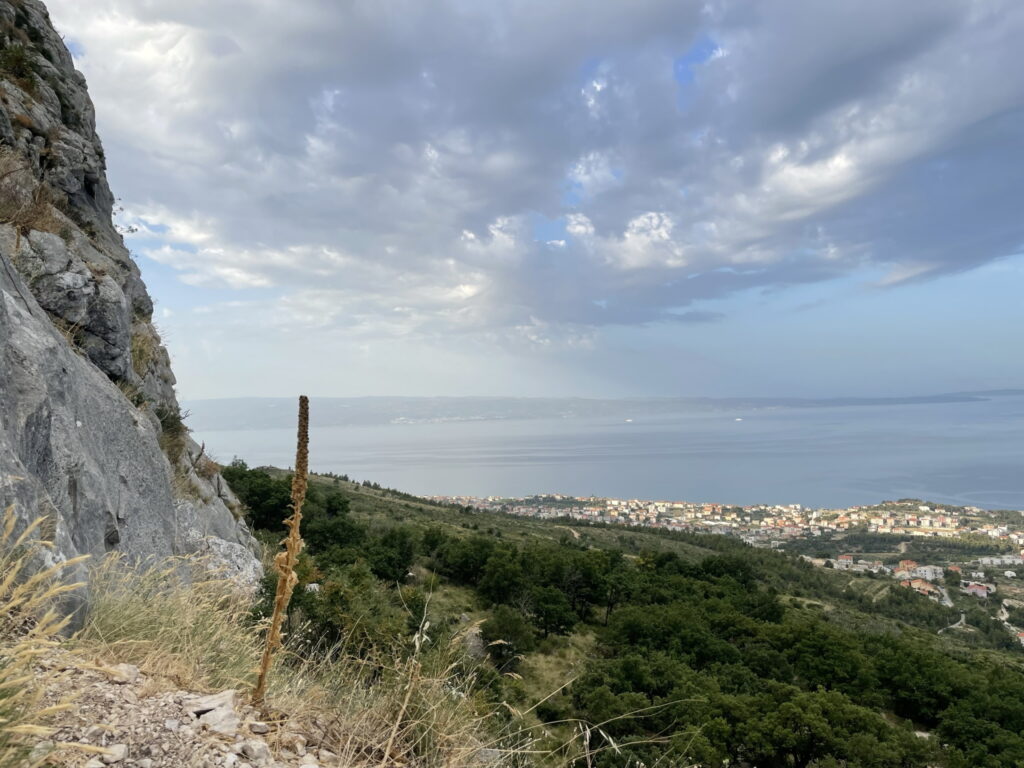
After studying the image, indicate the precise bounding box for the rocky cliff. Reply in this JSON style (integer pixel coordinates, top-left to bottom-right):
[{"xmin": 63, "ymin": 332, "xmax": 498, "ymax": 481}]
[{"xmin": 0, "ymin": 0, "xmax": 261, "ymax": 609}]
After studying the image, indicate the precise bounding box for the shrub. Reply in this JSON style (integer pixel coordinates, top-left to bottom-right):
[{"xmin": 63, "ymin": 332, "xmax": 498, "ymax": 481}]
[
  {"xmin": 0, "ymin": 43, "xmax": 37, "ymax": 90},
  {"xmin": 116, "ymin": 379, "xmax": 148, "ymax": 408},
  {"xmin": 0, "ymin": 149, "xmax": 66, "ymax": 236},
  {"xmin": 155, "ymin": 404, "xmax": 188, "ymax": 465},
  {"xmin": 481, "ymin": 606, "xmax": 536, "ymax": 672}
]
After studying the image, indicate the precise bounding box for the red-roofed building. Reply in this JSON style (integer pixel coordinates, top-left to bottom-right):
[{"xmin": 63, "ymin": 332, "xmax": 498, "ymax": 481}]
[
  {"xmin": 964, "ymin": 582, "xmax": 990, "ymax": 598},
  {"xmin": 901, "ymin": 578, "xmax": 940, "ymax": 598}
]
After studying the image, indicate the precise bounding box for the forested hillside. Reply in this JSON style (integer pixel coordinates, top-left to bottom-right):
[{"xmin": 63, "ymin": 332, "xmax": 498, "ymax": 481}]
[{"xmin": 226, "ymin": 462, "xmax": 1024, "ymax": 768}]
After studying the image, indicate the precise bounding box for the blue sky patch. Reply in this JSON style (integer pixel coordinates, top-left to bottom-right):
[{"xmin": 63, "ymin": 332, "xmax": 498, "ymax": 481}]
[{"xmin": 673, "ymin": 35, "xmax": 719, "ymax": 85}]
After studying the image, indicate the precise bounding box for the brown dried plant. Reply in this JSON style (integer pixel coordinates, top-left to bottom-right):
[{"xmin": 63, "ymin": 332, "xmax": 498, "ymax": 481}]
[
  {"xmin": 0, "ymin": 506, "xmax": 88, "ymax": 767},
  {"xmin": 252, "ymin": 395, "xmax": 309, "ymax": 706}
]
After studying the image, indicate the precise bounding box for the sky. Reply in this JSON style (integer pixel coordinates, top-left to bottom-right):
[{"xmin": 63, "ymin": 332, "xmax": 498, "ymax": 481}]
[{"xmin": 45, "ymin": 0, "xmax": 1024, "ymax": 400}]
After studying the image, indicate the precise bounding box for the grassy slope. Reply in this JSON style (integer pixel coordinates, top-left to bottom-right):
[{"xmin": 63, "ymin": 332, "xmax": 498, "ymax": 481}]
[{"xmin": 275, "ymin": 469, "xmax": 721, "ymax": 561}]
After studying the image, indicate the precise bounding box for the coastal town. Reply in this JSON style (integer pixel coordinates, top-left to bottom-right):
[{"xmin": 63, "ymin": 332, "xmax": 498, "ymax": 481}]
[
  {"xmin": 434, "ymin": 492, "xmax": 1024, "ymax": 547},
  {"xmin": 434, "ymin": 492, "xmax": 1024, "ymax": 644}
]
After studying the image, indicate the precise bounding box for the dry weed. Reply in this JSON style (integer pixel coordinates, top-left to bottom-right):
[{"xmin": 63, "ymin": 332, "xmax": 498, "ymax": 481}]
[
  {"xmin": 0, "ymin": 506, "xmax": 88, "ymax": 768},
  {"xmin": 0, "ymin": 148, "xmax": 65, "ymax": 236},
  {"xmin": 254, "ymin": 395, "xmax": 309, "ymax": 706}
]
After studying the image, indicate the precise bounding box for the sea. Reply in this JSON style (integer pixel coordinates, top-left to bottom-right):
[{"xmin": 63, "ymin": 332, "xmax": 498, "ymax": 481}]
[{"xmin": 189, "ymin": 395, "xmax": 1024, "ymax": 510}]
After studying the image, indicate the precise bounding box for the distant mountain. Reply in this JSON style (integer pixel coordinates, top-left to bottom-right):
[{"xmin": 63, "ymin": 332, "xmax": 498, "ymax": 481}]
[{"xmin": 182, "ymin": 390, "xmax": 1024, "ymax": 431}]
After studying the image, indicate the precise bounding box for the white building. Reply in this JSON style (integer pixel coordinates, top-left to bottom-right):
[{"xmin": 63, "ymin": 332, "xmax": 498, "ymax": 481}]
[
  {"xmin": 914, "ymin": 565, "xmax": 945, "ymax": 581},
  {"xmin": 980, "ymin": 556, "xmax": 1024, "ymax": 566}
]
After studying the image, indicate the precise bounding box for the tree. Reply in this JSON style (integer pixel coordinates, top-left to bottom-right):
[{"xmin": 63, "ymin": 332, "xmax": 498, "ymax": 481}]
[
  {"xmin": 436, "ymin": 536, "xmax": 495, "ymax": 585},
  {"xmin": 530, "ymin": 585, "xmax": 576, "ymax": 636},
  {"xmin": 366, "ymin": 527, "xmax": 416, "ymax": 582},
  {"xmin": 481, "ymin": 606, "xmax": 535, "ymax": 669},
  {"xmin": 477, "ymin": 551, "xmax": 526, "ymax": 605},
  {"xmin": 303, "ymin": 512, "xmax": 364, "ymax": 557},
  {"xmin": 222, "ymin": 460, "xmax": 293, "ymax": 531}
]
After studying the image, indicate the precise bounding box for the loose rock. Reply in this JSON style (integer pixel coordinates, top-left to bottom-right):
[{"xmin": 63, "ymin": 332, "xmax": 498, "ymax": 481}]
[
  {"xmin": 107, "ymin": 663, "xmax": 140, "ymax": 685},
  {"xmin": 241, "ymin": 739, "xmax": 272, "ymax": 762},
  {"xmin": 101, "ymin": 743, "xmax": 128, "ymax": 764},
  {"xmin": 34, "ymin": 648, "xmax": 325, "ymax": 768}
]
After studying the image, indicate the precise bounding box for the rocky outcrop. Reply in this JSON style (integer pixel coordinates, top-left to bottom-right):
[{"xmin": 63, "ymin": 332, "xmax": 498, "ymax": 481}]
[{"xmin": 0, "ymin": 0, "xmax": 261, "ymax": 607}]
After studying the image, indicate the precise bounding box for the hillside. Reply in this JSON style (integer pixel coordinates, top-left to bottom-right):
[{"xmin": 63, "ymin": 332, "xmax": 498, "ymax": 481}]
[
  {"xmin": 9, "ymin": 454, "xmax": 1024, "ymax": 766},
  {"xmin": 217, "ymin": 462, "xmax": 1024, "ymax": 767},
  {"xmin": 276, "ymin": 469, "xmax": 722, "ymax": 561},
  {"xmin": 2, "ymin": 1, "xmax": 1022, "ymax": 766}
]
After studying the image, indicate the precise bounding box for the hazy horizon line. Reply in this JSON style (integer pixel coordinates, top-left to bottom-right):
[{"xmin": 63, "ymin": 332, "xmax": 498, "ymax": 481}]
[{"xmin": 183, "ymin": 389, "xmax": 1024, "ymax": 404}]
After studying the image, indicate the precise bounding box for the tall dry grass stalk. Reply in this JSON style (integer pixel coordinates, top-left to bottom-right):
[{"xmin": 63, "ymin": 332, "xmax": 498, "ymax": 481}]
[
  {"xmin": 253, "ymin": 395, "xmax": 309, "ymax": 706},
  {"xmin": 0, "ymin": 507, "xmax": 87, "ymax": 768}
]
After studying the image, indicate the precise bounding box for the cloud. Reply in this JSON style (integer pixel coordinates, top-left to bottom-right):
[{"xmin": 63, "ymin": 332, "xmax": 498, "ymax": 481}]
[{"xmin": 45, "ymin": 0, "xmax": 1024, "ymax": 350}]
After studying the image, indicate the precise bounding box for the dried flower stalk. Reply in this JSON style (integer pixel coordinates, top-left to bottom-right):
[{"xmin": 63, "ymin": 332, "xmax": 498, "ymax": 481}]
[{"xmin": 253, "ymin": 395, "xmax": 309, "ymax": 706}]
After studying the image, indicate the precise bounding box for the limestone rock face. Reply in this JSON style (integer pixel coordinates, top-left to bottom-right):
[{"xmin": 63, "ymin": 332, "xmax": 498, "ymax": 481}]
[{"xmin": 0, "ymin": 0, "xmax": 261, "ymax": 606}]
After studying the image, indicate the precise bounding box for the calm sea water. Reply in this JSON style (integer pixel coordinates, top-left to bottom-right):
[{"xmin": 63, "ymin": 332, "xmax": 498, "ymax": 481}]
[{"xmin": 191, "ymin": 397, "xmax": 1024, "ymax": 509}]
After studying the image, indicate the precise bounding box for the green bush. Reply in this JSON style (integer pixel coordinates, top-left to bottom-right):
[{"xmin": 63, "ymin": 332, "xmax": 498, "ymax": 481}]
[
  {"xmin": 481, "ymin": 606, "xmax": 535, "ymax": 671},
  {"xmin": 0, "ymin": 43, "xmax": 36, "ymax": 84}
]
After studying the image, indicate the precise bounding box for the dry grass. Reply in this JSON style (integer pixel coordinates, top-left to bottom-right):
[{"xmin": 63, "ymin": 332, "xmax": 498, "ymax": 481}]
[
  {"xmin": 50, "ymin": 317, "xmax": 86, "ymax": 356},
  {"xmin": 71, "ymin": 555, "xmax": 262, "ymax": 692},
  {"xmin": 0, "ymin": 405, "xmax": 624, "ymax": 767},
  {"xmin": 154, "ymin": 404, "xmax": 188, "ymax": 466},
  {"xmin": 9, "ymin": 114, "xmax": 34, "ymax": 132},
  {"xmin": 189, "ymin": 441, "xmax": 221, "ymax": 481},
  {"xmin": 196, "ymin": 456, "xmax": 220, "ymax": 480},
  {"xmin": 0, "ymin": 148, "xmax": 65, "ymax": 236},
  {"xmin": 71, "ymin": 554, "xmax": 535, "ymax": 767},
  {"xmin": 2, "ymin": 511, "xmax": 623, "ymax": 768},
  {"xmin": 0, "ymin": 507, "xmax": 88, "ymax": 768},
  {"xmin": 129, "ymin": 330, "xmax": 156, "ymax": 378}
]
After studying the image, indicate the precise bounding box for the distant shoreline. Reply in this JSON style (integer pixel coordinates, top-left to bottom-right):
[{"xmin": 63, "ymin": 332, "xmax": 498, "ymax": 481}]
[{"xmin": 183, "ymin": 390, "xmax": 1024, "ymax": 431}]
